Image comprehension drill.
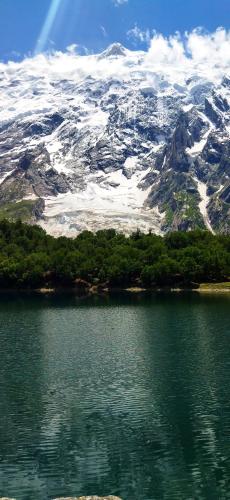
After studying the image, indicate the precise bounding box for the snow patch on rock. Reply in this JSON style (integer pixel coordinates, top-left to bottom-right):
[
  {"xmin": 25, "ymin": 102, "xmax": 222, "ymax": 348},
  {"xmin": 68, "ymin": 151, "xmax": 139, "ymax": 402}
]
[{"xmin": 194, "ymin": 177, "xmax": 214, "ymax": 233}]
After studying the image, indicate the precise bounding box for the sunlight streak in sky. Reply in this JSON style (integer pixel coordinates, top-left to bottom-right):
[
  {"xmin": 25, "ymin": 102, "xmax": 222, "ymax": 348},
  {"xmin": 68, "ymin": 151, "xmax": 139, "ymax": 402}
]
[{"xmin": 35, "ymin": 0, "xmax": 63, "ymax": 54}]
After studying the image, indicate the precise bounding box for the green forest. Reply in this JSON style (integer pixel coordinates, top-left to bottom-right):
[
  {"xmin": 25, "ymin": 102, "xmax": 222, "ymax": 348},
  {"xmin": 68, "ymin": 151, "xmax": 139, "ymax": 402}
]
[{"xmin": 0, "ymin": 219, "xmax": 229, "ymax": 290}]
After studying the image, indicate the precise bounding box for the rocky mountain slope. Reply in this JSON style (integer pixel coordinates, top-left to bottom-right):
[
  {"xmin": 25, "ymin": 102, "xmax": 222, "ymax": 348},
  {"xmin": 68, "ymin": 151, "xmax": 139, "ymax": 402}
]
[{"xmin": 0, "ymin": 42, "xmax": 229, "ymax": 235}]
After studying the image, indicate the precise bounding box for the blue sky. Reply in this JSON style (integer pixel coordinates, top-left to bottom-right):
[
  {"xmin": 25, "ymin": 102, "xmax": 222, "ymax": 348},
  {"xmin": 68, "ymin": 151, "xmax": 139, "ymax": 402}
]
[{"xmin": 0, "ymin": 0, "xmax": 229, "ymax": 61}]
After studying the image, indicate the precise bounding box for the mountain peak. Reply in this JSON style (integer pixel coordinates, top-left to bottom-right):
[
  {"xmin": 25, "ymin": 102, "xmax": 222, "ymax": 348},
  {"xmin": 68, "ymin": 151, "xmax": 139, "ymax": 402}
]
[{"xmin": 98, "ymin": 43, "xmax": 127, "ymax": 59}]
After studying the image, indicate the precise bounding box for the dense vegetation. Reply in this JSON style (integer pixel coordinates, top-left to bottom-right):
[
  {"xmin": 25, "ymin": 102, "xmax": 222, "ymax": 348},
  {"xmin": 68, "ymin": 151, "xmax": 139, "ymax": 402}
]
[{"xmin": 0, "ymin": 219, "xmax": 229, "ymax": 289}]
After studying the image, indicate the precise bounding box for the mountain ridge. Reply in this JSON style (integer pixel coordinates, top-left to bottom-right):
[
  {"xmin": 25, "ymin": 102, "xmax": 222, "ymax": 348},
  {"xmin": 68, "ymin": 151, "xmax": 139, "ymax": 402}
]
[{"xmin": 0, "ymin": 41, "xmax": 229, "ymax": 235}]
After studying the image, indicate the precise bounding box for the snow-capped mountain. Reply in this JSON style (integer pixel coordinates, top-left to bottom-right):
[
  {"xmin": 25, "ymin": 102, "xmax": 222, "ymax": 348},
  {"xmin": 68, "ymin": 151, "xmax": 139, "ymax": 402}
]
[{"xmin": 0, "ymin": 39, "xmax": 229, "ymax": 235}]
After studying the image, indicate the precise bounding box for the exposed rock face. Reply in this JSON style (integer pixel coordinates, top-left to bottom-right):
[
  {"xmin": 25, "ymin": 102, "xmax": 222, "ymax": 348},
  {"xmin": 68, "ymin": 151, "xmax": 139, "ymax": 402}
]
[
  {"xmin": 0, "ymin": 44, "xmax": 229, "ymax": 235},
  {"xmin": 99, "ymin": 43, "xmax": 128, "ymax": 59}
]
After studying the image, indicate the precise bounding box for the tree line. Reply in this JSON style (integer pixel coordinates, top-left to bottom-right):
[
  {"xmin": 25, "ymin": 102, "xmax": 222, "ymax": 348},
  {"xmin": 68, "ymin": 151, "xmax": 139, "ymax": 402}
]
[{"xmin": 0, "ymin": 219, "xmax": 229, "ymax": 289}]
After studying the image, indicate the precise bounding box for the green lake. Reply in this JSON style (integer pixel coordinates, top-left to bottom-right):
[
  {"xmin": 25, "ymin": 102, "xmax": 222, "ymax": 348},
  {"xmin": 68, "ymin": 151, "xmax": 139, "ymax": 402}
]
[{"xmin": 0, "ymin": 292, "xmax": 229, "ymax": 499}]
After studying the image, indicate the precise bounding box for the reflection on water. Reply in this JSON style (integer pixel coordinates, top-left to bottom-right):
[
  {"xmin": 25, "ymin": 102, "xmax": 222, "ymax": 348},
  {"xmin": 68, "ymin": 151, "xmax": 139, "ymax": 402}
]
[{"xmin": 0, "ymin": 293, "xmax": 229, "ymax": 499}]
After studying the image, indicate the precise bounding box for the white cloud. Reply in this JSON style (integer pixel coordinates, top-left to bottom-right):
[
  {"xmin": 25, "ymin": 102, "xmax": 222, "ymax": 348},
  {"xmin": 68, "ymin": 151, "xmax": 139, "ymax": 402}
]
[
  {"xmin": 187, "ymin": 28, "xmax": 230, "ymax": 67},
  {"xmin": 112, "ymin": 0, "xmax": 128, "ymax": 6},
  {"xmin": 66, "ymin": 43, "xmax": 78, "ymax": 54},
  {"xmin": 144, "ymin": 28, "xmax": 230, "ymax": 73},
  {"xmin": 0, "ymin": 29, "xmax": 229, "ymax": 125},
  {"xmin": 146, "ymin": 33, "xmax": 186, "ymax": 65},
  {"xmin": 127, "ymin": 25, "xmax": 151, "ymax": 45},
  {"xmin": 100, "ymin": 25, "xmax": 108, "ymax": 38}
]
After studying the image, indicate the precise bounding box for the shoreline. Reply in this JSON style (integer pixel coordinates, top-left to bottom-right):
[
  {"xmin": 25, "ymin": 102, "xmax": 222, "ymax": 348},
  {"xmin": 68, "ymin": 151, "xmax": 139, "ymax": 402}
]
[{"xmin": 0, "ymin": 283, "xmax": 229, "ymax": 296}]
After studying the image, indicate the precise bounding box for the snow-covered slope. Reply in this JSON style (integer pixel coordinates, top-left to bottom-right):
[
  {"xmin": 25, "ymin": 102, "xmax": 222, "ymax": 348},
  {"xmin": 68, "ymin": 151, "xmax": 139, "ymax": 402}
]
[{"xmin": 0, "ymin": 34, "xmax": 229, "ymax": 235}]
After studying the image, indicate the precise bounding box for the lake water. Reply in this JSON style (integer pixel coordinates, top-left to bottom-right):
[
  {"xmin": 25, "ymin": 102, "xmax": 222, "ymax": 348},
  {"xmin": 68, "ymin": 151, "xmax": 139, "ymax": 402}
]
[{"xmin": 0, "ymin": 292, "xmax": 229, "ymax": 500}]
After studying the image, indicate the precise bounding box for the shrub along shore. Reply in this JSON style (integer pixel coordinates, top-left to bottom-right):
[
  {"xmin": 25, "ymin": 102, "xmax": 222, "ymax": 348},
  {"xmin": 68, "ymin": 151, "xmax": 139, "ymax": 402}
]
[{"xmin": 0, "ymin": 220, "xmax": 229, "ymax": 292}]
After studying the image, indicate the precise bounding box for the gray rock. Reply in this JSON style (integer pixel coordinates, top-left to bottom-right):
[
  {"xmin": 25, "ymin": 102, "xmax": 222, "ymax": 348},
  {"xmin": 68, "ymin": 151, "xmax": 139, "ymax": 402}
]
[
  {"xmin": 220, "ymin": 184, "xmax": 230, "ymax": 204},
  {"xmin": 205, "ymin": 98, "xmax": 222, "ymax": 127},
  {"xmin": 99, "ymin": 43, "xmax": 127, "ymax": 59}
]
